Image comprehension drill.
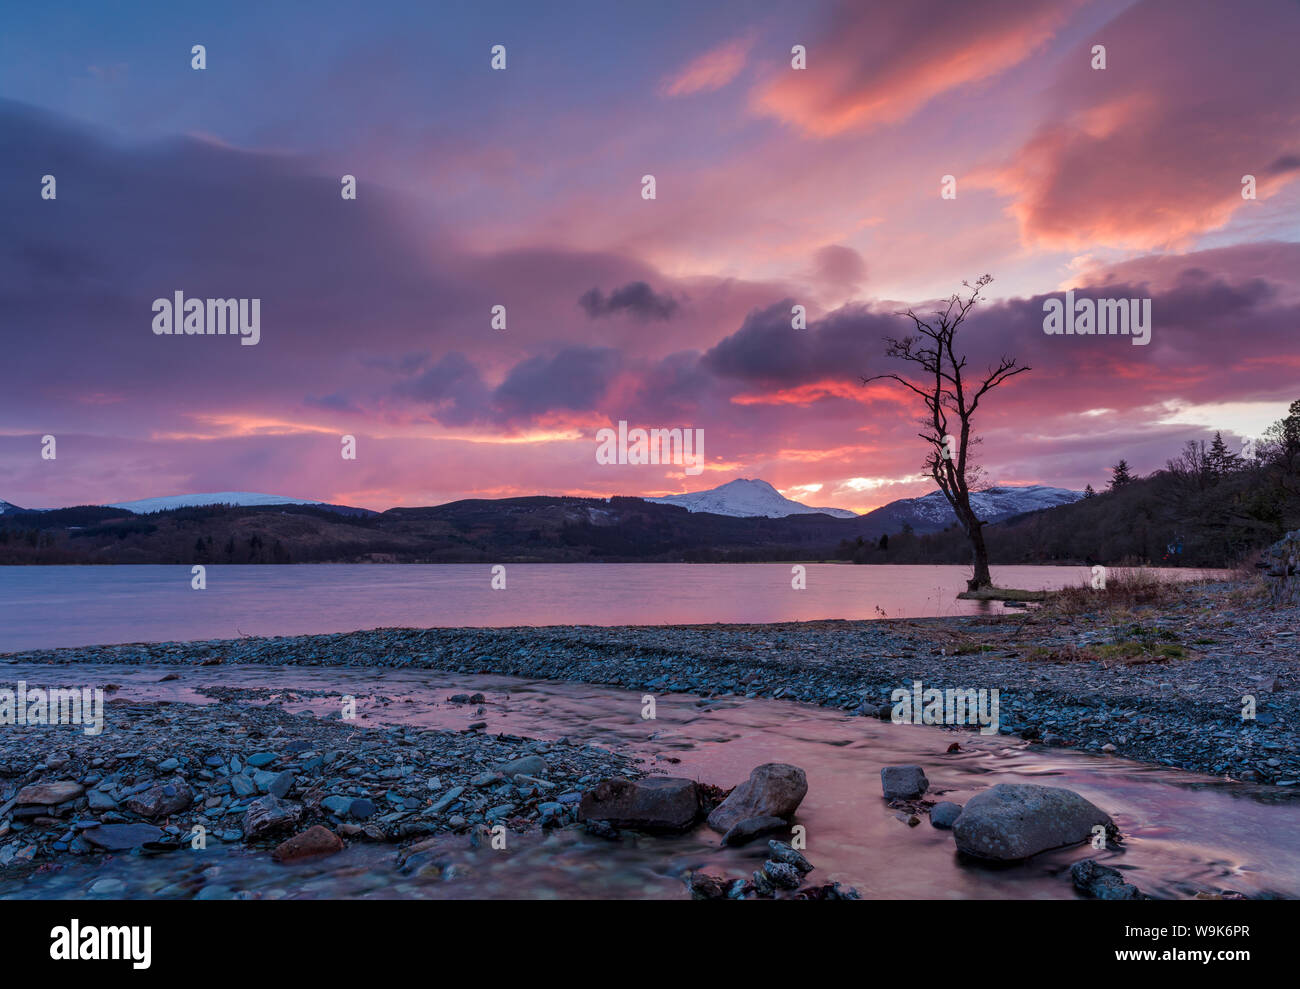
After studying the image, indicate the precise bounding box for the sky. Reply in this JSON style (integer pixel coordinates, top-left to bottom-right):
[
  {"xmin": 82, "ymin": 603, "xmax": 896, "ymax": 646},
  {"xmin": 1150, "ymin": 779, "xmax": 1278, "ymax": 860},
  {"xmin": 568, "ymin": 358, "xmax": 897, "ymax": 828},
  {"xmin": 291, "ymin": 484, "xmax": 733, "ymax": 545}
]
[{"xmin": 2, "ymin": 0, "xmax": 1298, "ymax": 513}]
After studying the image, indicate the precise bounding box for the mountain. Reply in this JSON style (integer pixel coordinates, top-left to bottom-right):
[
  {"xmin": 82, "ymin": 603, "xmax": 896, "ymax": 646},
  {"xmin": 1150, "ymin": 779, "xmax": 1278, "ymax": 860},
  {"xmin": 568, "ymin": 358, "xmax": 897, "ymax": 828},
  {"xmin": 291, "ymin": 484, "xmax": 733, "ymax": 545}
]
[
  {"xmin": 0, "ymin": 499, "xmax": 27, "ymax": 515},
  {"xmin": 644, "ymin": 478, "xmax": 858, "ymax": 518},
  {"xmin": 856, "ymin": 485, "xmax": 1084, "ymax": 535},
  {"xmin": 4, "ymin": 474, "xmax": 1280, "ymax": 567},
  {"xmin": 107, "ymin": 492, "xmax": 325, "ymax": 514}
]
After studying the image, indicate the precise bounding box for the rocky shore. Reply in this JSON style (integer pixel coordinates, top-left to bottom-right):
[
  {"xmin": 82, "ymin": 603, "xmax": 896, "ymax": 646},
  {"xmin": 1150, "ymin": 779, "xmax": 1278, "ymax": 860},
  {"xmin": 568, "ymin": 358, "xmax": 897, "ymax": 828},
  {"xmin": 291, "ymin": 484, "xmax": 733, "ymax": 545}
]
[
  {"xmin": 0, "ymin": 694, "xmax": 636, "ymax": 879},
  {"xmin": 5, "ymin": 580, "xmax": 1296, "ymax": 786}
]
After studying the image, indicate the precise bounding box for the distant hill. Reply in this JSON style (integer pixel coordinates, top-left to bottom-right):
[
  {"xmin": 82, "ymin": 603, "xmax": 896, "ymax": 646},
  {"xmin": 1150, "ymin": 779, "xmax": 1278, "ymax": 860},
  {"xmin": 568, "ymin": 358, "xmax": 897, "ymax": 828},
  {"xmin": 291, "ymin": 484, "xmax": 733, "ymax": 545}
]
[
  {"xmin": 644, "ymin": 478, "xmax": 857, "ymax": 518},
  {"xmin": 103, "ymin": 492, "xmax": 375, "ymax": 516},
  {"xmin": 107, "ymin": 492, "xmax": 326, "ymax": 513},
  {"xmin": 0, "ymin": 499, "xmax": 26, "ymax": 515},
  {"xmin": 855, "ymin": 485, "xmax": 1083, "ymax": 535},
  {"xmin": 3, "ymin": 471, "xmax": 1290, "ymax": 567}
]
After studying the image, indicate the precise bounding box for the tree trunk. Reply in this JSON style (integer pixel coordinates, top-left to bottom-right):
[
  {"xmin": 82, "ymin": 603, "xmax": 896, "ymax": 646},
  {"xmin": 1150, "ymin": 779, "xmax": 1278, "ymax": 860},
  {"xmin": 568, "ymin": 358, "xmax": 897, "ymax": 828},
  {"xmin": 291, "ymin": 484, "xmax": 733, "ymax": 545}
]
[{"xmin": 966, "ymin": 519, "xmax": 992, "ymax": 590}]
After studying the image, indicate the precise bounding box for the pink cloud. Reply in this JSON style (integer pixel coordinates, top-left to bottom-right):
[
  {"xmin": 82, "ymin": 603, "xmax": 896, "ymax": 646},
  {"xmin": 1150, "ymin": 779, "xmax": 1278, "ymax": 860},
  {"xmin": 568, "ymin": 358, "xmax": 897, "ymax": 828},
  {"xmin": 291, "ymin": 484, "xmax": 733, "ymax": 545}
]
[
  {"xmin": 751, "ymin": 0, "xmax": 1080, "ymax": 136},
  {"xmin": 662, "ymin": 35, "xmax": 753, "ymax": 96},
  {"xmin": 986, "ymin": 0, "xmax": 1300, "ymax": 250}
]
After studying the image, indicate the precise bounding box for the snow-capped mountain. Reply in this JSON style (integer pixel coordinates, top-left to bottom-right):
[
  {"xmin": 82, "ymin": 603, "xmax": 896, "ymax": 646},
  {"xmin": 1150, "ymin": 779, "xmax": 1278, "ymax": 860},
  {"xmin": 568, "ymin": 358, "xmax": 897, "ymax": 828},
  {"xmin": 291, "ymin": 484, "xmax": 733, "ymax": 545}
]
[
  {"xmin": 0, "ymin": 499, "xmax": 26, "ymax": 515},
  {"xmin": 644, "ymin": 478, "xmax": 858, "ymax": 518},
  {"xmin": 107, "ymin": 492, "xmax": 324, "ymax": 514},
  {"xmin": 858, "ymin": 484, "xmax": 1084, "ymax": 534}
]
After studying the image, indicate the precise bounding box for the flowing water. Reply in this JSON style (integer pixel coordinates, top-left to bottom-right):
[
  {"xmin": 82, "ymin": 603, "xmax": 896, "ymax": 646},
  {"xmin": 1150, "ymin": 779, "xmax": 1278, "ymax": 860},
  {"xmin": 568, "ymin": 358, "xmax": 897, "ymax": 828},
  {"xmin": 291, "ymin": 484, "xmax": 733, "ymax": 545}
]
[
  {"xmin": 2, "ymin": 663, "xmax": 1295, "ymax": 900},
  {"xmin": 0, "ymin": 564, "xmax": 1228, "ymax": 651}
]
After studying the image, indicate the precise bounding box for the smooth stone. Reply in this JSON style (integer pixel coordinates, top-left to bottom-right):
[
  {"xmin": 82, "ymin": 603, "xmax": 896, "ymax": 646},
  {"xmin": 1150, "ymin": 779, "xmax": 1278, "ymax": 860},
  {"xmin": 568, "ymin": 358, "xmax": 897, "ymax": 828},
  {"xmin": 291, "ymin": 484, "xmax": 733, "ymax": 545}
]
[
  {"xmin": 707, "ymin": 764, "xmax": 807, "ymax": 834},
  {"xmin": 720, "ymin": 815, "xmax": 788, "ymax": 846},
  {"xmin": 272, "ymin": 826, "xmax": 345, "ymax": 863},
  {"xmin": 429, "ymin": 787, "xmax": 464, "ymax": 814},
  {"xmin": 952, "ymin": 784, "xmax": 1113, "ymax": 861},
  {"xmin": 930, "ymin": 801, "xmax": 963, "ymax": 829},
  {"xmin": 124, "ymin": 781, "xmax": 193, "ymax": 819},
  {"xmin": 15, "ymin": 782, "xmax": 84, "ymax": 806},
  {"xmin": 881, "ymin": 765, "xmax": 929, "ymax": 800},
  {"xmin": 86, "ymin": 790, "xmax": 118, "ymax": 812},
  {"xmin": 578, "ymin": 777, "xmax": 700, "ymax": 833},
  {"xmin": 493, "ymin": 755, "xmax": 548, "ymax": 777},
  {"xmin": 82, "ymin": 823, "xmax": 165, "ymax": 851},
  {"xmin": 268, "ymin": 771, "xmax": 294, "ymax": 799},
  {"xmin": 321, "ymin": 795, "xmax": 351, "ymax": 816}
]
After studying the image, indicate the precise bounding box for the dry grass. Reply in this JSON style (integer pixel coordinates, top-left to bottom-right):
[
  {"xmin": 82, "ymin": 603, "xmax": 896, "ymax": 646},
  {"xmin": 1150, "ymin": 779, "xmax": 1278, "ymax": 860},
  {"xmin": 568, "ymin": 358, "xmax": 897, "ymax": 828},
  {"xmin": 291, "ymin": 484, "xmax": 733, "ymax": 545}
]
[{"xmin": 1046, "ymin": 567, "xmax": 1200, "ymax": 616}]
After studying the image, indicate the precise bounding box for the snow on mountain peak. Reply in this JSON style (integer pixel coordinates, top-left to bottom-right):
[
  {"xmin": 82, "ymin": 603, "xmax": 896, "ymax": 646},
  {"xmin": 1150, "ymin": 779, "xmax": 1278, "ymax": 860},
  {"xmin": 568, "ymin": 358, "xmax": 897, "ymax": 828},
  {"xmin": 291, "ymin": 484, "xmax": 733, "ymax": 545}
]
[
  {"xmin": 644, "ymin": 478, "xmax": 858, "ymax": 518},
  {"xmin": 901, "ymin": 485, "xmax": 1083, "ymax": 525}
]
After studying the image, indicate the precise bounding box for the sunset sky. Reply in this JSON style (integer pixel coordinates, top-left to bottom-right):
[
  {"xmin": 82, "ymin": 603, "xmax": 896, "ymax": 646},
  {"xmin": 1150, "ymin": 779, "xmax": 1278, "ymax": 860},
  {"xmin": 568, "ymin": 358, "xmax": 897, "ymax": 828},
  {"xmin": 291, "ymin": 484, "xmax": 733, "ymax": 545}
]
[{"xmin": 2, "ymin": 0, "xmax": 1298, "ymax": 513}]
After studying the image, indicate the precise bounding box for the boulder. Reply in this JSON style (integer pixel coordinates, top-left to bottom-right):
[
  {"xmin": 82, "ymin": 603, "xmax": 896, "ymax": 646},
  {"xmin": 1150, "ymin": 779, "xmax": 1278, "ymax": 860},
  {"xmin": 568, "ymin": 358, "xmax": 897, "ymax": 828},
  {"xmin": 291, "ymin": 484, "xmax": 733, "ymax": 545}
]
[
  {"xmin": 124, "ymin": 780, "xmax": 193, "ymax": 818},
  {"xmin": 720, "ymin": 814, "xmax": 788, "ymax": 847},
  {"xmin": 952, "ymin": 783, "xmax": 1112, "ymax": 860},
  {"xmin": 881, "ymin": 765, "xmax": 929, "ymax": 800},
  {"xmin": 494, "ymin": 755, "xmax": 548, "ymax": 777},
  {"xmin": 272, "ymin": 826, "xmax": 345, "ymax": 863},
  {"xmin": 241, "ymin": 796, "xmax": 303, "ymax": 840},
  {"xmin": 706, "ymin": 764, "xmax": 807, "ymax": 833},
  {"xmin": 929, "ymin": 801, "xmax": 963, "ymax": 829},
  {"xmin": 15, "ymin": 782, "xmax": 84, "ymax": 806},
  {"xmin": 578, "ymin": 777, "xmax": 699, "ymax": 832},
  {"xmin": 81, "ymin": 823, "xmax": 165, "ymax": 851}
]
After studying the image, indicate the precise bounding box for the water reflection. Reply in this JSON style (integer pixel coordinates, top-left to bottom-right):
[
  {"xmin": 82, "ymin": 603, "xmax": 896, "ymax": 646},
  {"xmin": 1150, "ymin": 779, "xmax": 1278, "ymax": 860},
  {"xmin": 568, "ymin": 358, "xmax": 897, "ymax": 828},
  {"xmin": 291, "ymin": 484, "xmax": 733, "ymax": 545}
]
[{"xmin": 1, "ymin": 663, "xmax": 1293, "ymax": 900}]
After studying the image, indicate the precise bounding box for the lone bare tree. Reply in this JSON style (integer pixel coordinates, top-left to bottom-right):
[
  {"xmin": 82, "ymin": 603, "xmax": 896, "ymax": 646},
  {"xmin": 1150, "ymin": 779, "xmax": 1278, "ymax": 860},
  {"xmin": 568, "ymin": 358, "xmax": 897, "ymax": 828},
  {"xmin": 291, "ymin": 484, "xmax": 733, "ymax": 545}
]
[{"xmin": 864, "ymin": 275, "xmax": 1029, "ymax": 591}]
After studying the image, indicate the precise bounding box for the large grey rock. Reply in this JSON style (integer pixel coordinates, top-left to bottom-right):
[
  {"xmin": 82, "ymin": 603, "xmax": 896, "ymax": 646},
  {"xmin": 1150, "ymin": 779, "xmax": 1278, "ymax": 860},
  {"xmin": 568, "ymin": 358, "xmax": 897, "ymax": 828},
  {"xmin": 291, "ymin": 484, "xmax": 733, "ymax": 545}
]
[
  {"xmin": 578, "ymin": 777, "xmax": 699, "ymax": 832},
  {"xmin": 929, "ymin": 801, "xmax": 962, "ymax": 829},
  {"xmin": 881, "ymin": 765, "xmax": 929, "ymax": 800},
  {"xmin": 494, "ymin": 755, "xmax": 548, "ymax": 777},
  {"xmin": 720, "ymin": 815, "xmax": 787, "ymax": 846},
  {"xmin": 82, "ymin": 823, "xmax": 165, "ymax": 851},
  {"xmin": 241, "ymin": 796, "xmax": 303, "ymax": 840},
  {"xmin": 124, "ymin": 780, "xmax": 193, "ymax": 818},
  {"xmin": 952, "ymin": 783, "xmax": 1113, "ymax": 860},
  {"xmin": 707, "ymin": 764, "xmax": 807, "ymax": 833},
  {"xmin": 15, "ymin": 782, "xmax": 84, "ymax": 806}
]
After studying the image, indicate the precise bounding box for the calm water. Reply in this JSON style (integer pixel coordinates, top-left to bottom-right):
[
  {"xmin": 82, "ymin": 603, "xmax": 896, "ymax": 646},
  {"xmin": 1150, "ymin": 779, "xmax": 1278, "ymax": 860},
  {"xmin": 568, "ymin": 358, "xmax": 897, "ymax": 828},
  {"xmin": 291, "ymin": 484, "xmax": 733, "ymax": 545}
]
[
  {"xmin": 1, "ymin": 664, "xmax": 1293, "ymax": 900},
  {"xmin": 0, "ymin": 564, "xmax": 1223, "ymax": 652}
]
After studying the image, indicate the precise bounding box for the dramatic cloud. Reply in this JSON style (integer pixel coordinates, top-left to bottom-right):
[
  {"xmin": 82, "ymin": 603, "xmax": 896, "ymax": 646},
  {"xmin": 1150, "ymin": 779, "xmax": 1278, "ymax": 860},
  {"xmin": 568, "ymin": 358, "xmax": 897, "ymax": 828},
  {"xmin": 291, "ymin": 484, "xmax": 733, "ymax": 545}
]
[
  {"xmin": 493, "ymin": 346, "xmax": 623, "ymax": 419},
  {"xmin": 579, "ymin": 282, "xmax": 680, "ymax": 321},
  {"xmin": 987, "ymin": 0, "xmax": 1300, "ymax": 249},
  {"xmin": 2, "ymin": 3, "xmax": 1297, "ymax": 513},
  {"xmin": 752, "ymin": 0, "xmax": 1080, "ymax": 135}
]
